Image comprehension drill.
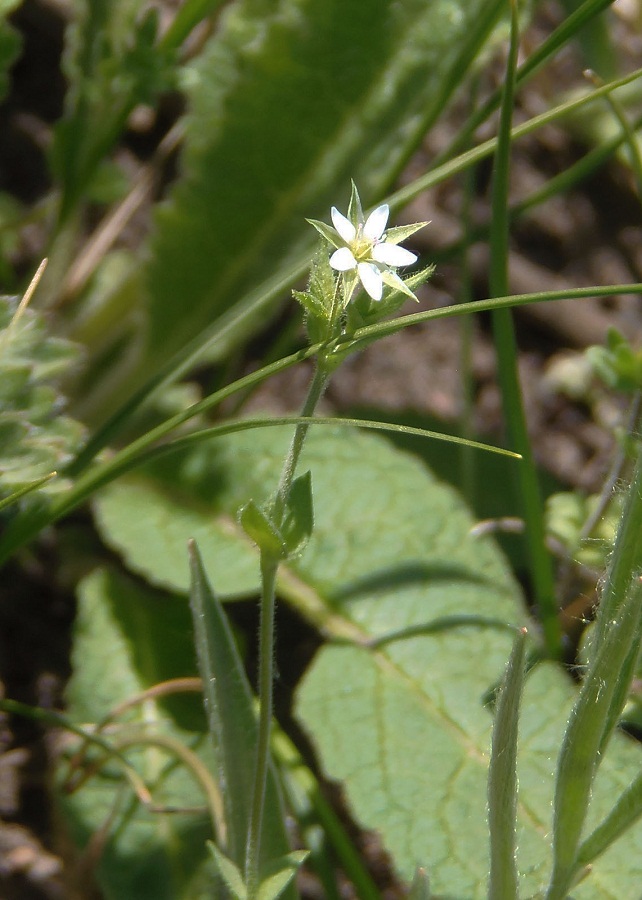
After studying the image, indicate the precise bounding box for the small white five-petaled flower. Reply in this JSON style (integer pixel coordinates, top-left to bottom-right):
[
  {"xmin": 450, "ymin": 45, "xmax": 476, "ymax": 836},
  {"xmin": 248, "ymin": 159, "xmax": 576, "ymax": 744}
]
[
  {"xmin": 307, "ymin": 185, "xmax": 428, "ymax": 304},
  {"xmin": 328, "ymin": 203, "xmax": 417, "ymax": 301}
]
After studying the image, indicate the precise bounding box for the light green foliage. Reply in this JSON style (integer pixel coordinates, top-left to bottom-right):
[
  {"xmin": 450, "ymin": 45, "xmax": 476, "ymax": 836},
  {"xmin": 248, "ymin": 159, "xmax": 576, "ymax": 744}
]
[
  {"xmin": 408, "ymin": 867, "xmax": 431, "ymax": 899},
  {"xmin": 547, "ymin": 582, "xmax": 642, "ymax": 899},
  {"xmin": 298, "ymin": 651, "xmax": 642, "ymax": 898},
  {"xmin": 587, "ymin": 327, "xmax": 642, "ymax": 393},
  {"xmin": 546, "ymin": 490, "xmax": 620, "ymax": 572},
  {"xmin": 144, "ymin": 0, "xmax": 505, "ymax": 371},
  {"xmin": 62, "ymin": 568, "xmax": 219, "ymax": 900},
  {"xmin": 93, "ymin": 474, "xmax": 261, "ymax": 597},
  {"xmin": 0, "ymin": 295, "xmax": 84, "ymax": 499},
  {"xmin": 92, "ymin": 426, "xmax": 520, "ymax": 617},
  {"xmin": 52, "ymin": 0, "xmax": 175, "ymax": 219},
  {"xmin": 92, "ymin": 426, "xmax": 521, "ymax": 885}
]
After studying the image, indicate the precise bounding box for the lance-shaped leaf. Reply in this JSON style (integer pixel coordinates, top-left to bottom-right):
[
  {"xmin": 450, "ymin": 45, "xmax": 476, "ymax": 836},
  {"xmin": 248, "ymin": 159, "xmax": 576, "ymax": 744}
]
[
  {"xmin": 188, "ymin": 542, "xmax": 295, "ymax": 895},
  {"xmin": 487, "ymin": 628, "xmax": 527, "ymax": 900}
]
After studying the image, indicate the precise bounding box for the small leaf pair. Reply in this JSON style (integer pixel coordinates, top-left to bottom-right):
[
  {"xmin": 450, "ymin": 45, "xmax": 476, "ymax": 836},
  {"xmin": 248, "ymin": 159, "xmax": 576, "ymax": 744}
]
[
  {"xmin": 208, "ymin": 842, "xmax": 308, "ymax": 900},
  {"xmin": 240, "ymin": 471, "xmax": 313, "ymax": 561}
]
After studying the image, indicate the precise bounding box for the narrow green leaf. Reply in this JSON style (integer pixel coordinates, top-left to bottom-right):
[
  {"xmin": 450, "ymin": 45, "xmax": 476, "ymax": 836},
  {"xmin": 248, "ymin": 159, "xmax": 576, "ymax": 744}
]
[
  {"xmin": 207, "ymin": 842, "xmax": 248, "ymax": 900},
  {"xmin": 188, "ymin": 542, "xmax": 295, "ymax": 895},
  {"xmin": 547, "ymin": 580, "xmax": 642, "ymax": 900},
  {"xmin": 257, "ymin": 851, "xmax": 309, "ymax": 900},
  {"xmin": 160, "ymin": 0, "xmax": 227, "ymax": 52},
  {"xmin": 488, "ymin": 627, "xmax": 527, "ymax": 900},
  {"xmin": 577, "ymin": 766, "xmax": 642, "ymax": 870},
  {"xmin": 0, "ymin": 471, "xmax": 57, "ymax": 511}
]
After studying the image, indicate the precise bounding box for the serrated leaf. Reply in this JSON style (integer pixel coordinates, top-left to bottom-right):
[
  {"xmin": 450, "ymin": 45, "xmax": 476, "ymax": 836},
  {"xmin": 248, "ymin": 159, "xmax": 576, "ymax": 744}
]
[
  {"xmin": 61, "ymin": 568, "xmax": 219, "ymax": 900},
  {"xmin": 143, "ymin": 0, "xmax": 507, "ymax": 370},
  {"xmin": 0, "ymin": 296, "xmax": 84, "ymax": 499}
]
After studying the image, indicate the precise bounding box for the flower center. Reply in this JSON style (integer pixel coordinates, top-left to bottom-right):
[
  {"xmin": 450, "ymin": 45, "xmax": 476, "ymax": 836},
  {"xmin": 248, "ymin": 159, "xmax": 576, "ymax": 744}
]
[{"xmin": 352, "ymin": 228, "xmax": 377, "ymax": 262}]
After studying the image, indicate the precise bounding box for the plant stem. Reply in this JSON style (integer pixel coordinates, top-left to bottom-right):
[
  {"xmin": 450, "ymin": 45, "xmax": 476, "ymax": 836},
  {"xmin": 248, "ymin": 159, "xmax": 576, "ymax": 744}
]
[
  {"xmin": 244, "ymin": 363, "xmax": 329, "ymax": 898},
  {"xmin": 245, "ymin": 552, "xmax": 279, "ymax": 899},
  {"xmin": 273, "ymin": 365, "xmax": 330, "ymax": 526}
]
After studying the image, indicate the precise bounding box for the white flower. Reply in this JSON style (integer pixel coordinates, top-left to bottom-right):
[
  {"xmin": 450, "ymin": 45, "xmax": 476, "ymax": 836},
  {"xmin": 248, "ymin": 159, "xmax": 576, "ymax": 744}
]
[{"xmin": 328, "ymin": 203, "xmax": 418, "ymax": 301}]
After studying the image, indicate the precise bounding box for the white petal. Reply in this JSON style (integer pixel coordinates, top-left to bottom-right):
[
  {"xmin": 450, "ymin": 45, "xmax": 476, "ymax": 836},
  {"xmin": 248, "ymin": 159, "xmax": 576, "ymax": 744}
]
[
  {"xmin": 330, "ymin": 247, "xmax": 357, "ymax": 271},
  {"xmin": 372, "ymin": 241, "xmax": 417, "ymax": 267},
  {"xmin": 363, "ymin": 204, "xmax": 389, "ymax": 241},
  {"xmin": 331, "ymin": 207, "xmax": 356, "ymax": 243},
  {"xmin": 357, "ymin": 262, "xmax": 383, "ymax": 301}
]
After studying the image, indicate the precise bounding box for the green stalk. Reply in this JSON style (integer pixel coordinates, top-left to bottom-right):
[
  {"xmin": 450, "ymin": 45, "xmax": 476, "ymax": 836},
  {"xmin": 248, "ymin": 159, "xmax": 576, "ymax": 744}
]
[
  {"xmin": 489, "ymin": 0, "xmax": 560, "ymax": 658},
  {"xmin": 245, "ymin": 554, "xmax": 279, "ymax": 899},
  {"xmin": 244, "ymin": 365, "xmax": 329, "ymax": 898}
]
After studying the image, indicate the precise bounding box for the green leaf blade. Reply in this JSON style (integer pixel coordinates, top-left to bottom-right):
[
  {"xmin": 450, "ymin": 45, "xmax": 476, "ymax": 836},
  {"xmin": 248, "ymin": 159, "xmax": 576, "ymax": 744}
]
[{"xmin": 188, "ymin": 542, "xmax": 295, "ymax": 892}]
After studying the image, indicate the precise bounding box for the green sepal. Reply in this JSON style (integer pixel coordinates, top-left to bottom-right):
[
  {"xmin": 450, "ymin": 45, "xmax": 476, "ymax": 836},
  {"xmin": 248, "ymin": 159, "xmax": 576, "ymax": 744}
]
[
  {"xmin": 305, "ymin": 219, "xmax": 342, "ymax": 250},
  {"xmin": 292, "ymin": 290, "xmax": 327, "ymax": 322},
  {"xmin": 281, "ymin": 471, "xmax": 314, "ymax": 558},
  {"xmin": 303, "ymin": 310, "xmax": 331, "ymax": 348},
  {"xmin": 207, "ymin": 842, "xmax": 247, "ymax": 900},
  {"xmin": 347, "ymin": 181, "xmax": 364, "ymax": 229},
  {"xmin": 345, "ymin": 264, "xmax": 435, "ymax": 335},
  {"xmin": 385, "ymin": 222, "xmax": 430, "ymax": 244},
  {"xmin": 380, "ymin": 269, "xmax": 419, "ymax": 301},
  {"xmin": 240, "ymin": 500, "xmax": 286, "ymax": 559}
]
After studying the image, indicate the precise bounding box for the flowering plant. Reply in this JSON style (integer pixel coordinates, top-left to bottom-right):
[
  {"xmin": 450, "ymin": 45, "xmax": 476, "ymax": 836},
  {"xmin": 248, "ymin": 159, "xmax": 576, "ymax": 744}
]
[{"xmin": 307, "ymin": 182, "xmax": 429, "ymax": 305}]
